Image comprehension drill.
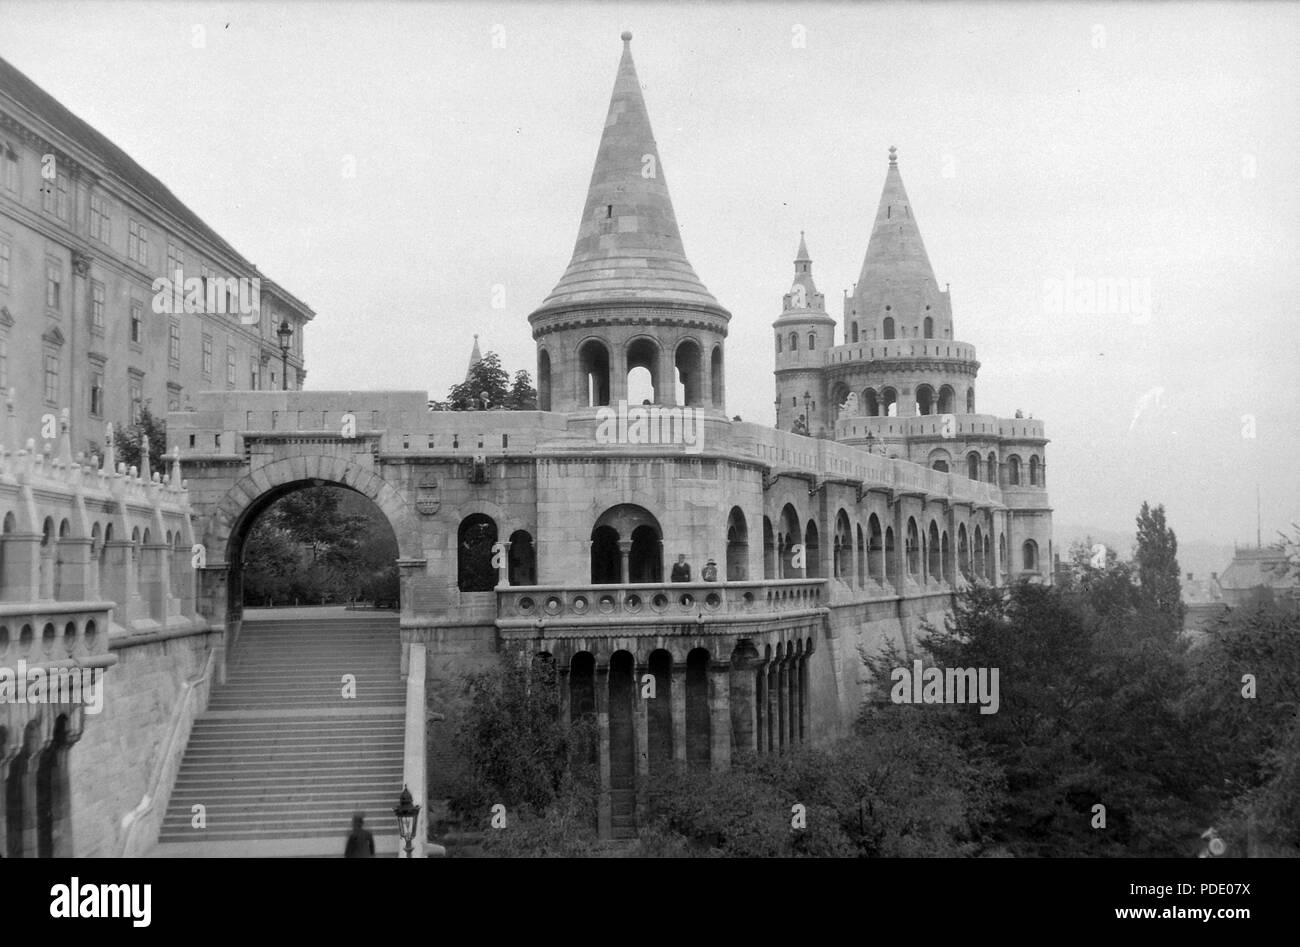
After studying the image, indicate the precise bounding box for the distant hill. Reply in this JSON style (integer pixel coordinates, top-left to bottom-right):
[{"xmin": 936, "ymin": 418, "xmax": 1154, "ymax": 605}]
[{"xmin": 1054, "ymin": 523, "xmax": 1234, "ymax": 582}]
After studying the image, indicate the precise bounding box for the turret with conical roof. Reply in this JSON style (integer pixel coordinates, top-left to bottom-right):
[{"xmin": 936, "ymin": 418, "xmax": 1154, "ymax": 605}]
[
  {"xmin": 773, "ymin": 233, "xmax": 835, "ymax": 435},
  {"xmin": 530, "ymin": 32, "xmax": 730, "ymax": 414},
  {"xmin": 464, "ymin": 334, "xmax": 483, "ymax": 383}
]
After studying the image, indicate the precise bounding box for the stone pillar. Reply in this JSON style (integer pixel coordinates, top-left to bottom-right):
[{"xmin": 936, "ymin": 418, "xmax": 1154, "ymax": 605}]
[
  {"xmin": 670, "ymin": 664, "xmax": 687, "ymax": 769},
  {"xmin": 595, "ymin": 662, "xmax": 611, "ymax": 837},
  {"xmin": 634, "ymin": 662, "xmax": 651, "ymax": 824},
  {"xmin": 99, "ymin": 541, "xmax": 133, "ymax": 618},
  {"xmin": 753, "ymin": 662, "xmax": 766, "ymax": 754},
  {"xmin": 39, "ymin": 545, "xmax": 56, "ymax": 600},
  {"xmin": 708, "ymin": 662, "xmax": 731, "ymax": 771},
  {"xmin": 787, "ymin": 652, "xmax": 798, "ymax": 745},
  {"xmin": 766, "ymin": 660, "xmax": 777, "ymax": 753},
  {"xmin": 141, "ymin": 544, "xmax": 170, "ymax": 623},
  {"xmin": 892, "ymin": 502, "xmax": 906, "ymax": 592},
  {"xmin": 1, "ymin": 534, "xmax": 42, "ymax": 602},
  {"xmin": 799, "ymin": 654, "xmax": 810, "ymax": 742},
  {"xmin": 56, "ymin": 538, "xmax": 94, "ymax": 603},
  {"xmin": 18, "ymin": 741, "xmax": 44, "ymax": 857},
  {"xmin": 617, "ymin": 540, "xmax": 632, "ymax": 585},
  {"xmin": 495, "ymin": 540, "xmax": 511, "ymax": 588},
  {"xmin": 730, "ymin": 660, "xmax": 756, "ymax": 757},
  {"xmin": 777, "ymin": 655, "xmax": 788, "ymax": 752}
]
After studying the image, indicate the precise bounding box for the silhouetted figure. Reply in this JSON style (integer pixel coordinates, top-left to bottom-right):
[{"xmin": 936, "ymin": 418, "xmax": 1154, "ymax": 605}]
[
  {"xmin": 344, "ymin": 812, "xmax": 375, "ymax": 858},
  {"xmin": 670, "ymin": 554, "xmax": 691, "ymax": 583},
  {"xmin": 701, "ymin": 559, "xmax": 718, "ymax": 583}
]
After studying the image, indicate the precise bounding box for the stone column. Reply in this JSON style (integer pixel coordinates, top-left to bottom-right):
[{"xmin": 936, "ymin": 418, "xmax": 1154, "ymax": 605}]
[
  {"xmin": 787, "ymin": 652, "xmax": 798, "ymax": 746},
  {"xmin": 495, "ymin": 540, "xmax": 511, "ymax": 587},
  {"xmin": 141, "ymin": 544, "xmax": 170, "ymax": 623},
  {"xmin": 777, "ymin": 655, "xmax": 788, "ymax": 752},
  {"xmin": 55, "ymin": 537, "xmax": 94, "ymax": 602},
  {"xmin": 730, "ymin": 659, "xmax": 756, "ymax": 757},
  {"xmin": 99, "ymin": 541, "xmax": 133, "ymax": 618},
  {"xmin": 708, "ymin": 662, "xmax": 731, "ymax": 771},
  {"xmin": 634, "ymin": 662, "xmax": 651, "ymax": 824},
  {"xmin": 766, "ymin": 660, "xmax": 778, "ymax": 753},
  {"xmin": 892, "ymin": 502, "xmax": 906, "ymax": 592},
  {"xmin": 799, "ymin": 654, "xmax": 810, "ymax": 742},
  {"xmin": 753, "ymin": 661, "xmax": 766, "ymax": 754},
  {"xmin": 595, "ymin": 662, "xmax": 611, "ymax": 838},
  {"xmin": 1, "ymin": 534, "xmax": 43, "ymax": 602},
  {"xmin": 617, "ymin": 540, "xmax": 632, "ymax": 585},
  {"xmin": 670, "ymin": 663, "xmax": 687, "ymax": 769}
]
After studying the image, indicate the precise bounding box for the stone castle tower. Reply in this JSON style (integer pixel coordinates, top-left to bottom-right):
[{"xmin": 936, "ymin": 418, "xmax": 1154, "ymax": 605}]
[
  {"xmin": 773, "ymin": 146, "xmax": 1053, "ymax": 574},
  {"xmin": 529, "ymin": 32, "xmax": 730, "ymax": 415}
]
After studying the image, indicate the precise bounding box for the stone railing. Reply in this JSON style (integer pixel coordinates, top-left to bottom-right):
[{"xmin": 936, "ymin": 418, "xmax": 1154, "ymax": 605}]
[
  {"xmin": 0, "ymin": 602, "xmax": 117, "ymax": 669},
  {"xmin": 496, "ymin": 578, "xmax": 827, "ymax": 630}
]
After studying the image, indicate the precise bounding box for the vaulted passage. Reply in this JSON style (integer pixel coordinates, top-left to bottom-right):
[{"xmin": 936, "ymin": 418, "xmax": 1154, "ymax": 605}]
[
  {"xmin": 685, "ymin": 648, "xmax": 711, "ymax": 771},
  {"xmin": 607, "ymin": 651, "xmax": 636, "ymax": 838},
  {"xmin": 646, "ymin": 650, "xmax": 673, "ymax": 773}
]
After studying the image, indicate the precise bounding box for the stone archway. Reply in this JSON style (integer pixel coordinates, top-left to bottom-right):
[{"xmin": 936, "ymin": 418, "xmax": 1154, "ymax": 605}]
[{"xmin": 199, "ymin": 455, "xmax": 421, "ymax": 634}]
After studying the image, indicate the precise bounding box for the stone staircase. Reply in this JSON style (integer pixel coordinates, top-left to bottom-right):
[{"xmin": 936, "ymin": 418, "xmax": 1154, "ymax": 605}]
[{"xmin": 152, "ymin": 611, "xmax": 406, "ymax": 855}]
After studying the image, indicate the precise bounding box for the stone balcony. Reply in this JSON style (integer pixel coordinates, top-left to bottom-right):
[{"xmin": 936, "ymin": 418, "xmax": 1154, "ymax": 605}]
[{"xmin": 495, "ymin": 578, "xmax": 827, "ymax": 636}]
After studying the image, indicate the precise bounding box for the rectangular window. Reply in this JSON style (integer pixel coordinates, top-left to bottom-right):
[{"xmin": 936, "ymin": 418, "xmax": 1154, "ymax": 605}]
[
  {"xmin": 169, "ymin": 321, "xmax": 181, "ymax": 363},
  {"xmin": 56, "ymin": 173, "xmax": 69, "ymax": 220},
  {"xmin": 91, "ymin": 280, "xmax": 105, "ymax": 329},
  {"xmin": 226, "ymin": 347, "xmax": 236, "ymax": 387},
  {"xmin": 129, "ymin": 376, "xmax": 143, "ymax": 423},
  {"xmin": 128, "ymin": 220, "xmax": 149, "ymax": 265},
  {"xmin": 167, "ymin": 242, "xmax": 184, "ymax": 277},
  {"xmin": 44, "ymin": 353, "xmax": 59, "ymax": 404},
  {"xmin": 249, "ymin": 357, "xmax": 259, "ymax": 390},
  {"xmin": 0, "ymin": 239, "xmax": 9, "ymax": 288},
  {"xmin": 202, "ymin": 335, "xmax": 213, "ymax": 375},
  {"xmin": 2, "ymin": 144, "xmax": 16, "ymax": 193},
  {"xmin": 42, "ymin": 173, "xmax": 55, "ymax": 213},
  {"xmin": 46, "ymin": 259, "xmax": 61, "ymax": 311},
  {"xmin": 89, "ymin": 193, "xmax": 111, "ymax": 243},
  {"xmin": 90, "ymin": 369, "xmax": 104, "ymax": 417},
  {"xmin": 130, "ymin": 300, "xmax": 143, "ymax": 344}
]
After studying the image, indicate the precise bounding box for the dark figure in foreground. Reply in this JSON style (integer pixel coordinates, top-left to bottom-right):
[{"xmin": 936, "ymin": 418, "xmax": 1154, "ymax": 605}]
[
  {"xmin": 344, "ymin": 812, "xmax": 375, "ymax": 858},
  {"xmin": 671, "ymin": 554, "xmax": 691, "ymax": 583}
]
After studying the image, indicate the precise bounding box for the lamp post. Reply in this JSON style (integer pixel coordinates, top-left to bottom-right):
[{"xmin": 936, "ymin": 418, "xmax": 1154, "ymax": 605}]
[
  {"xmin": 803, "ymin": 390, "xmax": 812, "ymax": 435},
  {"xmin": 276, "ymin": 320, "xmax": 293, "ymax": 391},
  {"xmin": 865, "ymin": 430, "xmax": 876, "ymax": 455},
  {"xmin": 393, "ymin": 784, "xmax": 421, "ymax": 858},
  {"xmin": 773, "ymin": 395, "xmax": 781, "ymax": 430}
]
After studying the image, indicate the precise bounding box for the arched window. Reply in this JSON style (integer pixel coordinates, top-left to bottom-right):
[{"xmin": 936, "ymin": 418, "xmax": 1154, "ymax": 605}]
[
  {"xmin": 710, "ymin": 345, "xmax": 723, "ymax": 406},
  {"xmin": 1022, "ymin": 539, "xmax": 1038, "ymax": 571},
  {"xmin": 457, "ymin": 514, "xmax": 498, "ymax": 591},
  {"xmin": 883, "ymin": 317, "xmax": 895, "ymax": 340},
  {"xmin": 938, "ymin": 385, "xmax": 955, "ymax": 414},
  {"xmin": 807, "ymin": 333, "xmax": 816, "ymax": 350},
  {"xmin": 967, "ymin": 452, "xmax": 981, "ymax": 481},
  {"xmin": 966, "ymin": 388, "xmax": 975, "ymax": 413},
  {"xmin": 726, "ymin": 507, "xmax": 748, "ymax": 581},
  {"xmin": 537, "ymin": 349, "xmax": 551, "ymax": 411},
  {"xmin": 987, "ymin": 452, "xmax": 997, "ymax": 483},
  {"xmin": 674, "ymin": 339, "xmax": 704, "ymax": 406},
  {"xmin": 882, "ymin": 387, "xmax": 898, "ymax": 418},
  {"xmin": 1029, "ymin": 455, "xmax": 1041, "ymax": 486},
  {"xmin": 906, "ymin": 518, "xmax": 920, "ymax": 576},
  {"xmin": 775, "ymin": 334, "xmax": 782, "ymax": 354},
  {"xmin": 626, "ymin": 337, "xmax": 660, "ymax": 405},
  {"xmin": 804, "ymin": 520, "xmax": 821, "ymax": 578},
  {"xmin": 863, "ymin": 388, "xmax": 879, "ymax": 417},
  {"xmin": 923, "ymin": 316, "xmax": 933, "ymax": 339},
  {"xmin": 927, "ymin": 521, "xmax": 941, "ymax": 579},
  {"xmin": 507, "ymin": 530, "xmax": 535, "ymax": 586},
  {"xmin": 1008, "ymin": 455, "xmax": 1021, "ymax": 486},
  {"xmin": 577, "ymin": 339, "xmax": 611, "ymax": 407},
  {"xmin": 850, "ymin": 323, "xmax": 859, "ymax": 343},
  {"xmin": 789, "ymin": 332, "xmax": 798, "ymax": 352}
]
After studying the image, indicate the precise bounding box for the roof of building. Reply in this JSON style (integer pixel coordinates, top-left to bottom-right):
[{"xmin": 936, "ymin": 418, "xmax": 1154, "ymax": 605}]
[
  {"xmin": 0, "ymin": 55, "xmax": 313, "ymax": 318},
  {"xmin": 854, "ymin": 147, "xmax": 941, "ymax": 305},
  {"xmin": 1218, "ymin": 545, "xmax": 1299, "ymax": 591},
  {"xmin": 531, "ymin": 33, "xmax": 726, "ymax": 317}
]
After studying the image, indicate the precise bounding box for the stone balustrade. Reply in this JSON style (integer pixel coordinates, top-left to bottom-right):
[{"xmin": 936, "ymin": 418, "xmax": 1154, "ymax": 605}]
[
  {"xmin": 496, "ymin": 578, "xmax": 827, "ymax": 631},
  {"xmin": 0, "ymin": 602, "xmax": 116, "ymax": 669}
]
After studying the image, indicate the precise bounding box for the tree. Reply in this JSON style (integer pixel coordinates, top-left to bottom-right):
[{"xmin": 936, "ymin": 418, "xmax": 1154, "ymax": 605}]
[
  {"xmin": 445, "ymin": 351, "xmax": 511, "ymax": 411},
  {"xmin": 506, "ymin": 369, "xmax": 537, "ymax": 410},
  {"xmin": 114, "ymin": 405, "xmax": 167, "ymax": 474},
  {"xmin": 1135, "ymin": 501, "xmax": 1185, "ymax": 631}
]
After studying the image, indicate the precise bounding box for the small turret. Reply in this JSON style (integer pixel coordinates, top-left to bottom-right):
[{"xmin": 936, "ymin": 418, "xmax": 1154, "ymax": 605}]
[{"xmin": 773, "ymin": 233, "xmax": 835, "ymax": 435}]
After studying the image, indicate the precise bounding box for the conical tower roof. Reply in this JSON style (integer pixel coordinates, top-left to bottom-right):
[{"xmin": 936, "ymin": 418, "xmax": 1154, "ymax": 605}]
[
  {"xmin": 464, "ymin": 334, "xmax": 482, "ymax": 382},
  {"xmin": 532, "ymin": 32, "xmax": 725, "ymax": 317},
  {"xmin": 855, "ymin": 147, "xmax": 940, "ymax": 301}
]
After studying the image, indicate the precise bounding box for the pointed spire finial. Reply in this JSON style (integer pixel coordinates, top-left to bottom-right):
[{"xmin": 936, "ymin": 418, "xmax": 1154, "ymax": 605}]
[
  {"xmin": 621, "ymin": 30, "xmax": 632, "ymax": 43},
  {"xmin": 795, "ymin": 231, "xmax": 811, "ymax": 263},
  {"xmin": 889, "ymin": 145, "xmax": 897, "ymax": 165}
]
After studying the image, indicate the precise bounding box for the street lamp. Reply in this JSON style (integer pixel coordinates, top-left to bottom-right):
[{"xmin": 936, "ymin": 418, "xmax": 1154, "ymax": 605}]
[
  {"xmin": 393, "ymin": 784, "xmax": 421, "ymax": 858},
  {"xmin": 865, "ymin": 431, "xmax": 876, "ymax": 455},
  {"xmin": 276, "ymin": 320, "xmax": 293, "ymax": 391},
  {"xmin": 803, "ymin": 391, "xmax": 812, "ymax": 435}
]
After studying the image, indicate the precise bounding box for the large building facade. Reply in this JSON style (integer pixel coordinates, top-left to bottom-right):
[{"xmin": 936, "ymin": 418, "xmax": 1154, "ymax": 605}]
[
  {"xmin": 0, "ymin": 56, "xmax": 313, "ymax": 460},
  {"xmin": 3, "ymin": 33, "xmax": 1053, "ymax": 854}
]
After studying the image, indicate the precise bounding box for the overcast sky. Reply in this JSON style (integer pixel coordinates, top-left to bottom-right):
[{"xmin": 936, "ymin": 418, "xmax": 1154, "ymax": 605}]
[{"xmin": 2, "ymin": 1, "xmax": 1297, "ymax": 548}]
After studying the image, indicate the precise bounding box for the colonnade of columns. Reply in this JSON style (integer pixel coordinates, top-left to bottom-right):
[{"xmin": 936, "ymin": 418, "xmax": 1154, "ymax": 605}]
[{"xmin": 0, "ymin": 711, "xmax": 80, "ymax": 858}]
